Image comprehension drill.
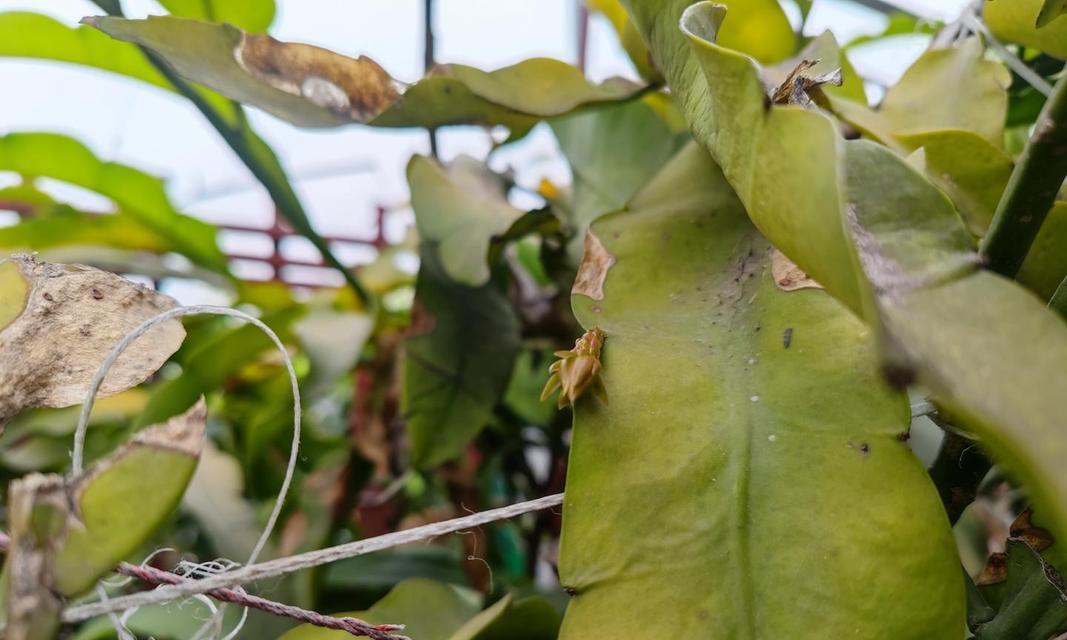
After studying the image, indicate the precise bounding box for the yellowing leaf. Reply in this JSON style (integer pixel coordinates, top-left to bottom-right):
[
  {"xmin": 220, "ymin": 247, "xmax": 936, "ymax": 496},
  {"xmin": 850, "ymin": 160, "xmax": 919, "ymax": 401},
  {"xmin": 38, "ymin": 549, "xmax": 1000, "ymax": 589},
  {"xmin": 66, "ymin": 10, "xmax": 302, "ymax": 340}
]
[
  {"xmin": 0, "ymin": 255, "xmax": 185, "ymax": 427},
  {"xmin": 86, "ymin": 15, "xmax": 644, "ymax": 132},
  {"xmin": 623, "ymin": 0, "xmax": 1067, "ymax": 573},
  {"xmin": 986, "ymin": 0, "xmax": 1067, "ymax": 59},
  {"xmin": 0, "ymin": 259, "xmax": 28, "ymax": 333},
  {"xmin": 558, "ymin": 143, "xmax": 962, "ymax": 638},
  {"xmin": 53, "ymin": 399, "xmax": 207, "ymax": 596}
]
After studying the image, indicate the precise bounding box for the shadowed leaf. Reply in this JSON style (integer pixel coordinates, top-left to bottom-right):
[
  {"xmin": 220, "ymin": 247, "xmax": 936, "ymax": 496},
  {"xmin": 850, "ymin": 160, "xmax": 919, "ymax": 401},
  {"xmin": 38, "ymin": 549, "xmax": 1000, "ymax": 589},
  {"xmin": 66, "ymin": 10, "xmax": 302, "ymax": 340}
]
[{"xmin": 402, "ymin": 250, "xmax": 520, "ymax": 469}]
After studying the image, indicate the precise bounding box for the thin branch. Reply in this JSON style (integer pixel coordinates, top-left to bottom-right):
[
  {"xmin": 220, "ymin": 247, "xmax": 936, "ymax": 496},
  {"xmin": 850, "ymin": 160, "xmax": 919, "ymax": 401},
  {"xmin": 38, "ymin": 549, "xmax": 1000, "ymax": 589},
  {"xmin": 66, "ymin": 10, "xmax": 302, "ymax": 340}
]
[
  {"xmin": 61, "ymin": 493, "xmax": 565, "ymax": 622},
  {"xmin": 423, "ymin": 0, "xmax": 439, "ymax": 158},
  {"xmin": 981, "ymin": 69, "xmax": 1067, "ymax": 277}
]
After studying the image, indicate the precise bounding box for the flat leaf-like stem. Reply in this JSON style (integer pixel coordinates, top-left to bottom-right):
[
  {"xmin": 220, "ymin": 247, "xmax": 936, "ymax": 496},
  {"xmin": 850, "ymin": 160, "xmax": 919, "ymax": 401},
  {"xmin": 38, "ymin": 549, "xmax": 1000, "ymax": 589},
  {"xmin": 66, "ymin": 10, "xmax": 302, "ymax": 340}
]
[{"xmin": 981, "ymin": 71, "xmax": 1067, "ymax": 277}]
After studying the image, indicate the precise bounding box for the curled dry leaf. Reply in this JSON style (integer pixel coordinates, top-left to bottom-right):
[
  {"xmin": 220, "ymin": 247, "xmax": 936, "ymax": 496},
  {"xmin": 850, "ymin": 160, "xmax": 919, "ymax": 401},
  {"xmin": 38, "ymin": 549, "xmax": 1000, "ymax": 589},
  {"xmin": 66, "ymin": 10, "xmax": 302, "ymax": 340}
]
[
  {"xmin": 771, "ymin": 248, "xmax": 823, "ymax": 291},
  {"xmin": 770, "ymin": 58, "xmax": 842, "ymax": 107},
  {"xmin": 0, "ymin": 254, "xmax": 184, "ymax": 428}
]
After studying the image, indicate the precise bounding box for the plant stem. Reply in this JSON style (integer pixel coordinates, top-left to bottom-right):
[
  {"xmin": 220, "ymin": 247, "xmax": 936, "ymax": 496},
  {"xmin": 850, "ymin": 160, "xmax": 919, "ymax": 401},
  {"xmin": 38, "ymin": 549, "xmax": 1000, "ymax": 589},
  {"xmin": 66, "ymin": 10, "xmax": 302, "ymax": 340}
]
[
  {"xmin": 981, "ymin": 70, "xmax": 1067, "ymax": 278},
  {"xmin": 90, "ymin": 0, "xmax": 373, "ymax": 306}
]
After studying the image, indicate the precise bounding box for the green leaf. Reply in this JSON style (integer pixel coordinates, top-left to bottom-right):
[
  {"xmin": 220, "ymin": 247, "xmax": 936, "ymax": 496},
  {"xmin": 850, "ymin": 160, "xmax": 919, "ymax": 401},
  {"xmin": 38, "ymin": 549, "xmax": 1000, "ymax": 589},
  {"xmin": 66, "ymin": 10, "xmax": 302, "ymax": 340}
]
[
  {"xmin": 550, "ymin": 97, "xmax": 688, "ymax": 257},
  {"xmin": 450, "ymin": 594, "xmax": 561, "ymax": 640},
  {"xmin": 0, "ymin": 12, "xmax": 169, "ymax": 89},
  {"xmin": 0, "ymin": 133, "xmax": 227, "ymax": 273},
  {"xmin": 54, "ymin": 399, "xmax": 206, "ymax": 596},
  {"xmin": 1018, "ymin": 202, "xmax": 1067, "ymax": 300},
  {"xmin": 0, "ymin": 12, "xmax": 240, "ymax": 123},
  {"xmin": 0, "ymin": 206, "xmax": 174, "ymax": 255},
  {"xmin": 86, "ymin": 15, "xmax": 645, "ymax": 132},
  {"xmin": 0, "ymin": 255, "xmax": 185, "ymax": 428},
  {"xmin": 73, "ymin": 599, "xmax": 242, "ymax": 640},
  {"xmin": 558, "ymin": 143, "xmax": 962, "ymax": 637},
  {"xmin": 624, "ymin": 0, "xmax": 1067, "ymax": 568},
  {"xmin": 280, "ymin": 578, "xmax": 482, "ymax": 640},
  {"xmin": 903, "ymin": 131, "xmax": 1014, "ymax": 236},
  {"xmin": 323, "ymin": 547, "xmax": 471, "ymax": 592},
  {"xmin": 986, "ymin": 0, "xmax": 1067, "ymax": 59},
  {"xmin": 402, "ymin": 249, "xmax": 520, "ymax": 469},
  {"xmin": 973, "ymin": 538, "xmax": 1067, "ymax": 639},
  {"xmin": 830, "ymin": 38, "xmax": 1010, "ymax": 150},
  {"xmin": 158, "ymin": 0, "xmax": 275, "ymax": 32},
  {"xmin": 1037, "ymin": 0, "xmax": 1067, "ymax": 27},
  {"xmin": 408, "ymin": 155, "xmax": 523, "ymax": 287}
]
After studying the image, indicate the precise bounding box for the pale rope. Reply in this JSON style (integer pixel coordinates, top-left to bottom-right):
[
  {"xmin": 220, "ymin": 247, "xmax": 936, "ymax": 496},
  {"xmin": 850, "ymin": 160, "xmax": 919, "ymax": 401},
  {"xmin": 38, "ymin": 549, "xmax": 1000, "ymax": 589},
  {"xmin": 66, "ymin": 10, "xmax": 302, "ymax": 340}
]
[
  {"xmin": 61, "ymin": 493, "xmax": 566, "ymax": 623},
  {"xmin": 70, "ymin": 304, "xmax": 302, "ymax": 566},
  {"xmin": 69, "ymin": 305, "xmax": 303, "ymax": 639}
]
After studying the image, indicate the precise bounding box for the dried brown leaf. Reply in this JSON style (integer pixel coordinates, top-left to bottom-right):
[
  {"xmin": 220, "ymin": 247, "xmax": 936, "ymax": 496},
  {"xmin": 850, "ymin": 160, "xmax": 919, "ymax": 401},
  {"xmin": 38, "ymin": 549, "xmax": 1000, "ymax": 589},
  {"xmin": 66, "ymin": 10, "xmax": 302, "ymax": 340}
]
[
  {"xmin": 572, "ymin": 230, "xmax": 616, "ymax": 301},
  {"xmin": 236, "ymin": 34, "xmax": 402, "ymax": 120},
  {"xmin": 772, "ymin": 248, "xmax": 823, "ymax": 291},
  {"xmin": 0, "ymin": 254, "xmax": 185, "ymax": 427}
]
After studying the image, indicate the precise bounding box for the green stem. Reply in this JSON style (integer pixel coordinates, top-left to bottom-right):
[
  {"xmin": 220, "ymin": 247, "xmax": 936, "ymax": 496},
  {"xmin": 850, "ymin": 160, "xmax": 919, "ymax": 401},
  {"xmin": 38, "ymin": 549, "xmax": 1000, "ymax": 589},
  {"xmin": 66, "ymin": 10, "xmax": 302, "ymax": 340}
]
[
  {"xmin": 90, "ymin": 0, "xmax": 373, "ymax": 307},
  {"xmin": 981, "ymin": 70, "xmax": 1067, "ymax": 278},
  {"xmin": 1050, "ymin": 274, "xmax": 1067, "ymax": 319}
]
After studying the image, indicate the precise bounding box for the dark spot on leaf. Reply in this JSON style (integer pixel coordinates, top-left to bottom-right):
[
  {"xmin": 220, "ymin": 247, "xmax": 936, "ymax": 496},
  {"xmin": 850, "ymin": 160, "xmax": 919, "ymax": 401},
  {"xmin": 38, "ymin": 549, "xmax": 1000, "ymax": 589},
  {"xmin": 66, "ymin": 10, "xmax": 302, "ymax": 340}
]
[
  {"xmin": 896, "ymin": 430, "xmax": 911, "ymax": 442},
  {"xmin": 90, "ymin": 288, "xmax": 103, "ymax": 300},
  {"xmin": 881, "ymin": 363, "xmax": 915, "ymax": 389},
  {"xmin": 42, "ymin": 292, "xmax": 54, "ymax": 302},
  {"xmin": 783, "ymin": 327, "xmax": 793, "ymax": 348},
  {"xmin": 859, "ymin": 442, "xmax": 870, "ymax": 456},
  {"xmin": 564, "ymin": 586, "xmax": 578, "ymax": 596}
]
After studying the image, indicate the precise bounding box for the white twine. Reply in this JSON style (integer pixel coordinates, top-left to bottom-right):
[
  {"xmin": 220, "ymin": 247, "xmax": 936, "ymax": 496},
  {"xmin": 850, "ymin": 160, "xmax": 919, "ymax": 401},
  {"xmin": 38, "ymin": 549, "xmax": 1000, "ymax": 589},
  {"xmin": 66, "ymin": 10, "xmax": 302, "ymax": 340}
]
[
  {"xmin": 71, "ymin": 304, "xmax": 301, "ymax": 566},
  {"xmin": 61, "ymin": 492, "xmax": 565, "ymax": 623},
  {"xmin": 69, "ymin": 304, "xmax": 303, "ymax": 638}
]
